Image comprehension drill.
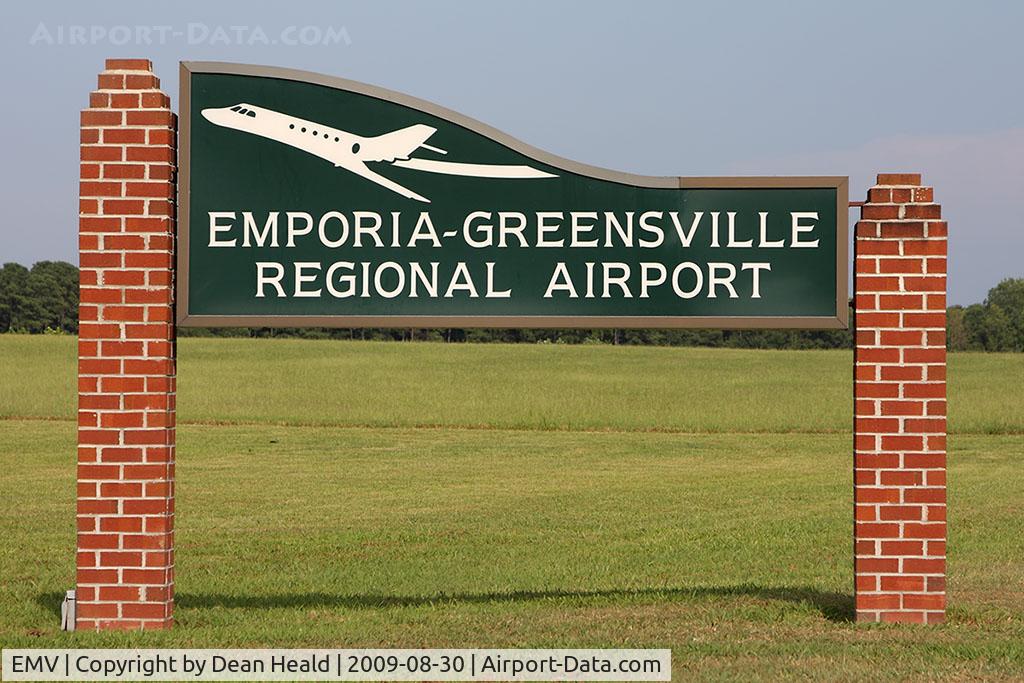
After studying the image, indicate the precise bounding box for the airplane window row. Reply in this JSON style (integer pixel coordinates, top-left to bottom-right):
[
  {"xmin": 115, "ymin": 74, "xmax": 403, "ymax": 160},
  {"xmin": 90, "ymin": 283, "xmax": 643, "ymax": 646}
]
[
  {"xmin": 288, "ymin": 123, "xmax": 344, "ymax": 144},
  {"xmin": 230, "ymin": 105, "xmax": 256, "ymax": 118}
]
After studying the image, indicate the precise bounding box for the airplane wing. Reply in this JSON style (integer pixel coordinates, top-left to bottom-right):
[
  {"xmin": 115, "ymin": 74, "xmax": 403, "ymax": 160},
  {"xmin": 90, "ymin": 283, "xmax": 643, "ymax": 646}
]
[
  {"xmin": 360, "ymin": 124, "xmax": 440, "ymax": 163},
  {"xmin": 335, "ymin": 158, "xmax": 429, "ymax": 203},
  {"xmin": 391, "ymin": 158, "xmax": 556, "ymax": 179}
]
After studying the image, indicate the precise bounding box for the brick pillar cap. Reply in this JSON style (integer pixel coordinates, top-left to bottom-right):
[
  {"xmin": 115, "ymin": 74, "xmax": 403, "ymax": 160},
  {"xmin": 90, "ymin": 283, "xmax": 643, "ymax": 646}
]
[
  {"xmin": 876, "ymin": 173, "xmax": 922, "ymax": 186},
  {"xmin": 105, "ymin": 58, "xmax": 153, "ymax": 72}
]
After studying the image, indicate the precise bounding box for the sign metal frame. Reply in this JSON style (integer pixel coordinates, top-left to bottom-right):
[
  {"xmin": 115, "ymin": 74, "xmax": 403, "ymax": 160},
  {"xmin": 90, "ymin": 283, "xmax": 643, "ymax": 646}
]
[{"xmin": 177, "ymin": 61, "xmax": 849, "ymax": 329}]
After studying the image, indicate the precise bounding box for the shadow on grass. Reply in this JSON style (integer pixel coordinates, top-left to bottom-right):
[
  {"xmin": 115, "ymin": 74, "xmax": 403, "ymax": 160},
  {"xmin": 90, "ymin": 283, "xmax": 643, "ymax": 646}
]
[
  {"xmin": 37, "ymin": 585, "xmax": 854, "ymax": 623},
  {"xmin": 174, "ymin": 585, "xmax": 854, "ymax": 623}
]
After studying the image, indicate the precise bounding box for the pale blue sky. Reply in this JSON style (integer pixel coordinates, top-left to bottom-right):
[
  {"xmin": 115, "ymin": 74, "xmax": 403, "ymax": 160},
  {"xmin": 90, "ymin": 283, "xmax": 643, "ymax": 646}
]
[{"xmin": 1, "ymin": 0, "xmax": 1021, "ymax": 305}]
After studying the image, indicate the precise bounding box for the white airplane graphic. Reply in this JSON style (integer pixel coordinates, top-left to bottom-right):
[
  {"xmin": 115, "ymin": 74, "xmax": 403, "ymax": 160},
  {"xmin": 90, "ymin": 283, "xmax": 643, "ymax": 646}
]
[{"xmin": 201, "ymin": 103, "xmax": 556, "ymax": 203}]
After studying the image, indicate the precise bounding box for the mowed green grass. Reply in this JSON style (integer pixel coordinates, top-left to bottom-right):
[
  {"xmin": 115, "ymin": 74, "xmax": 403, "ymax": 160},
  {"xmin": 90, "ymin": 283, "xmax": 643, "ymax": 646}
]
[
  {"xmin": 0, "ymin": 336, "xmax": 1022, "ymax": 680},
  {"xmin": 1, "ymin": 335, "xmax": 1022, "ymax": 433}
]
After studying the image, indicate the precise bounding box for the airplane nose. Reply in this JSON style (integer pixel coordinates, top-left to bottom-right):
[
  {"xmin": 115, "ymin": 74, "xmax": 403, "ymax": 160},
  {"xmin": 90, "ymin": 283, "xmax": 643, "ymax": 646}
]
[{"xmin": 201, "ymin": 108, "xmax": 225, "ymax": 124}]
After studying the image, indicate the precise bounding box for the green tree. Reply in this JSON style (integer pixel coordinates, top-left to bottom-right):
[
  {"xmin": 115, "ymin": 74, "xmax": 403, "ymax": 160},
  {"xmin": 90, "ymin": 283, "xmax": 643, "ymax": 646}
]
[
  {"xmin": 0, "ymin": 263, "xmax": 31, "ymax": 332},
  {"xmin": 985, "ymin": 278, "xmax": 1024, "ymax": 351},
  {"xmin": 26, "ymin": 261, "xmax": 79, "ymax": 333},
  {"xmin": 963, "ymin": 303, "xmax": 1014, "ymax": 351}
]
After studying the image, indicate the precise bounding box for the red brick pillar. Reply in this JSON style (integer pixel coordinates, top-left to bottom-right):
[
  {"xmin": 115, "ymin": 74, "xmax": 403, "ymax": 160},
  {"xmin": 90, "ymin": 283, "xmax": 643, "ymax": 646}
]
[
  {"xmin": 77, "ymin": 59, "xmax": 176, "ymax": 630},
  {"xmin": 853, "ymin": 173, "xmax": 947, "ymax": 624}
]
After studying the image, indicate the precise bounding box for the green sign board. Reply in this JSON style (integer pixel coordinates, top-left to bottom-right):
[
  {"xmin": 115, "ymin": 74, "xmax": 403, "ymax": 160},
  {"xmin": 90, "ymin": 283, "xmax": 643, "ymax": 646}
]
[{"xmin": 179, "ymin": 63, "xmax": 848, "ymax": 329}]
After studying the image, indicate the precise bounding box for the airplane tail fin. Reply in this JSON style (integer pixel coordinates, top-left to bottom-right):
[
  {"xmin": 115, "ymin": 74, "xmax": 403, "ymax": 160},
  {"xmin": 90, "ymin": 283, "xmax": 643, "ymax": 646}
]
[{"xmin": 361, "ymin": 124, "xmax": 438, "ymax": 163}]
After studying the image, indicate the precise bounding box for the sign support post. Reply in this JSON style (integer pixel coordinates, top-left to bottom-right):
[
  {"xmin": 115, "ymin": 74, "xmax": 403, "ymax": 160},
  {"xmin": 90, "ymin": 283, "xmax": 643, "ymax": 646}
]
[
  {"xmin": 77, "ymin": 59, "xmax": 177, "ymax": 630},
  {"xmin": 853, "ymin": 174, "xmax": 948, "ymax": 623}
]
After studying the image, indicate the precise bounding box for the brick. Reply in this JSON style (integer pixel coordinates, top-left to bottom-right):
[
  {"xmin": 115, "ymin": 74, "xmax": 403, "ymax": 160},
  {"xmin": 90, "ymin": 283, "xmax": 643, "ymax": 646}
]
[
  {"xmin": 124, "ymin": 429, "xmax": 170, "ymax": 445},
  {"xmin": 105, "ymin": 58, "xmax": 153, "ymax": 70},
  {"xmin": 855, "ymin": 382, "xmax": 899, "ymax": 399},
  {"xmin": 854, "ymin": 417, "xmax": 899, "ymax": 432},
  {"xmin": 881, "ymin": 611, "xmax": 927, "ymax": 624},
  {"xmin": 876, "ymin": 173, "xmax": 921, "ymax": 185},
  {"xmin": 880, "ymin": 540, "xmax": 923, "ymax": 555},
  {"xmin": 903, "ymin": 594, "xmax": 945, "ymax": 610},
  {"xmin": 856, "ymin": 593, "xmax": 900, "ymax": 610},
  {"xmin": 100, "ymin": 412, "xmax": 145, "ymax": 429},
  {"xmin": 856, "ymin": 241, "xmax": 900, "ymax": 256},
  {"xmin": 126, "ymin": 182, "xmax": 173, "ymax": 198},
  {"xmin": 880, "ymin": 575, "xmax": 925, "ymax": 591},
  {"xmin": 904, "ymin": 452, "xmax": 945, "ymax": 469},
  {"xmin": 81, "ymin": 110, "xmax": 123, "ymax": 126},
  {"xmin": 104, "ymin": 199, "xmax": 147, "ymax": 215},
  {"xmin": 124, "ymin": 534, "xmax": 170, "ymax": 550},
  {"xmin": 82, "ymin": 146, "xmax": 124, "ymax": 162},
  {"xmin": 856, "ymin": 488, "xmax": 901, "ymax": 504},
  {"xmin": 79, "ymin": 358, "xmax": 121, "ymax": 375},
  {"xmin": 880, "ymin": 330, "xmax": 923, "ymax": 345},
  {"xmin": 125, "ymin": 217, "xmax": 170, "ymax": 233},
  {"xmin": 879, "ymin": 367, "xmax": 922, "ymax": 381},
  {"xmin": 856, "ymin": 312, "xmax": 901, "ymax": 328},
  {"xmin": 122, "ymin": 568, "xmax": 169, "ymax": 584},
  {"xmin": 78, "ymin": 602, "xmax": 119, "ymax": 619},
  {"xmin": 855, "ymin": 222, "xmax": 879, "ymax": 239},
  {"xmin": 78, "ymin": 533, "xmax": 120, "ymax": 549},
  {"xmin": 903, "ymin": 383, "xmax": 946, "ymax": 399},
  {"xmin": 126, "ymin": 147, "xmax": 175, "ymax": 163},
  {"xmin": 99, "ymin": 551, "xmax": 144, "ymax": 566},
  {"xmin": 903, "ymin": 312, "xmax": 945, "ymax": 328},
  {"xmin": 905, "ymin": 418, "xmax": 946, "ymax": 433},
  {"xmin": 904, "ymin": 204, "xmax": 941, "ymax": 219},
  {"xmin": 855, "ymin": 453, "xmax": 901, "ymax": 469},
  {"xmin": 100, "ymin": 340, "xmax": 145, "ymax": 356},
  {"xmin": 861, "ymin": 204, "xmax": 899, "ymax": 220},
  {"xmin": 102, "ymin": 305, "xmax": 145, "ymax": 322},
  {"xmin": 903, "ymin": 523, "xmax": 946, "ymax": 540},
  {"xmin": 100, "ymin": 447, "xmax": 146, "ymax": 463},
  {"xmin": 82, "ymin": 283, "xmax": 119, "ymax": 302},
  {"xmin": 879, "ymin": 222, "xmax": 926, "ymax": 239},
  {"xmin": 856, "ymin": 348, "xmax": 900, "ymax": 363},
  {"xmin": 903, "ymin": 241, "xmax": 946, "ymax": 256},
  {"xmin": 881, "ymin": 435, "xmax": 924, "ymax": 451},
  {"xmin": 880, "ymin": 471, "xmax": 922, "ymax": 486},
  {"xmin": 878, "ymin": 294, "xmax": 924, "ymax": 310},
  {"xmin": 855, "ymin": 556, "xmax": 900, "ymax": 572},
  {"xmin": 100, "ymin": 517, "xmax": 143, "ymax": 533},
  {"xmin": 855, "ymin": 257, "xmax": 878, "ymax": 275},
  {"xmin": 877, "ymin": 259, "xmax": 923, "ymax": 276},
  {"xmin": 855, "ymin": 276, "xmax": 900, "ymax": 292},
  {"xmin": 125, "ymin": 74, "xmax": 159, "ymax": 89},
  {"xmin": 912, "ymin": 187, "xmax": 933, "ymax": 202},
  {"xmin": 904, "ymin": 558, "xmax": 946, "ymax": 574},
  {"xmin": 98, "ymin": 585, "xmax": 142, "ymax": 601},
  {"xmin": 142, "ymin": 92, "xmax": 171, "ymax": 109},
  {"xmin": 103, "ymin": 164, "xmax": 146, "ymax": 179},
  {"xmin": 80, "ymin": 181, "xmax": 124, "ymax": 197},
  {"xmin": 97, "ymin": 73, "xmax": 125, "ymax": 89},
  {"xmin": 879, "ymin": 506, "xmax": 924, "ymax": 521},
  {"xmin": 103, "ymin": 127, "xmax": 145, "ymax": 144},
  {"xmin": 102, "ymin": 270, "xmax": 146, "ymax": 287}
]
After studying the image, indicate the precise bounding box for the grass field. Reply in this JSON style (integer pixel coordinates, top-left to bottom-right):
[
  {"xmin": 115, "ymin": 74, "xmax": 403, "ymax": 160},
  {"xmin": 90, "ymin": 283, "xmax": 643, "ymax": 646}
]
[{"xmin": 0, "ymin": 336, "xmax": 1022, "ymax": 680}]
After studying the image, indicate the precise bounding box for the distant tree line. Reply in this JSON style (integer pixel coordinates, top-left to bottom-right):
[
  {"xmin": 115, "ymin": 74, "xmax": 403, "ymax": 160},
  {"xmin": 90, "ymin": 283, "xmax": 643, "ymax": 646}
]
[{"xmin": 1, "ymin": 261, "xmax": 1021, "ymax": 351}]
